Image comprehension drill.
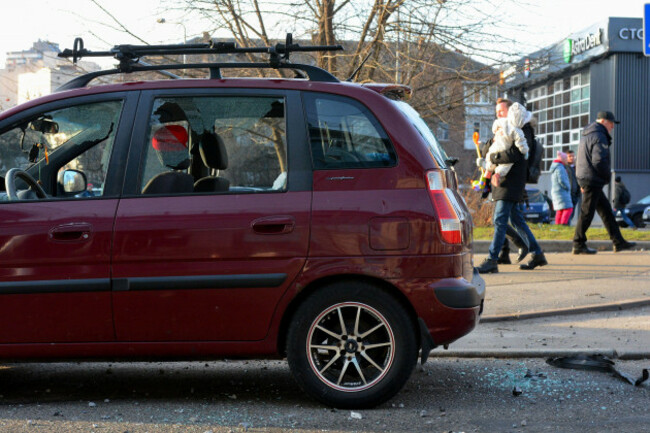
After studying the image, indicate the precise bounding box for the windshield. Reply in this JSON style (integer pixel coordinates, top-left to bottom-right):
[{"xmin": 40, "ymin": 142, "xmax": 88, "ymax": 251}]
[
  {"xmin": 638, "ymin": 195, "xmax": 650, "ymax": 205},
  {"xmin": 527, "ymin": 189, "xmax": 545, "ymax": 203},
  {"xmin": 390, "ymin": 100, "xmax": 449, "ymax": 168}
]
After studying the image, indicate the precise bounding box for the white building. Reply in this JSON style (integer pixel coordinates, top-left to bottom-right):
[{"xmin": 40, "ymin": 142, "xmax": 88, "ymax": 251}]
[{"xmin": 1, "ymin": 40, "xmax": 100, "ymax": 110}]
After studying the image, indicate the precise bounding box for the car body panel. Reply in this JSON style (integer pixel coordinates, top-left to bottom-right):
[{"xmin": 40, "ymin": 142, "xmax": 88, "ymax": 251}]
[
  {"xmin": 0, "ymin": 75, "xmax": 482, "ymax": 366},
  {"xmin": 0, "ymin": 200, "xmax": 117, "ymax": 343}
]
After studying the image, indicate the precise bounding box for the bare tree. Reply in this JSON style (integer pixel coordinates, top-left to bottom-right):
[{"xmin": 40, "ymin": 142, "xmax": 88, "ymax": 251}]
[{"xmin": 83, "ymin": 0, "xmax": 529, "ymax": 179}]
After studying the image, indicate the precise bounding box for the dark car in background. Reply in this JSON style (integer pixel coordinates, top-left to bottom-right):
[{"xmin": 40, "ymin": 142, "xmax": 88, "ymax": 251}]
[
  {"xmin": 522, "ymin": 187, "xmax": 551, "ymax": 223},
  {"xmin": 615, "ymin": 194, "xmax": 650, "ymax": 228}
]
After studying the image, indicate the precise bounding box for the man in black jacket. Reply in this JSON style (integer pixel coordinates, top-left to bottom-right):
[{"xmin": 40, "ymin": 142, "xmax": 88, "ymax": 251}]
[
  {"xmin": 478, "ymin": 138, "xmax": 529, "ymax": 264},
  {"xmin": 573, "ymin": 111, "xmax": 635, "ymax": 254},
  {"xmin": 476, "ymin": 99, "xmax": 546, "ymax": 273}
]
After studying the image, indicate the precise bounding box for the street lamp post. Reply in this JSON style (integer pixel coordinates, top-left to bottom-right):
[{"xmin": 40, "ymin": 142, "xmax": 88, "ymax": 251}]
[{"xmin": 157, "ymin": 18, "xmax": 188, "ymax": 64}]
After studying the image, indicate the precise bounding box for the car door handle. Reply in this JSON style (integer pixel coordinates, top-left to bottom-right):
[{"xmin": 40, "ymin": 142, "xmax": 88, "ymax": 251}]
[
  {"xmin": 251, "ymin": 216, "xmax": 295, "ymax": 234},
  {"xmin": 49, "ymin": 223, "xmax": 93, "ymax": 242}
]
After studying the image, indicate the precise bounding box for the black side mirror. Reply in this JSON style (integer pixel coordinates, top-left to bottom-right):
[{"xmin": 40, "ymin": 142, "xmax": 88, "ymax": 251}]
[
  {"xmin": 57, "ymin": 169, "xmax": 87, "ymax": 195},
  {"xmin": 445, "ymin": 157, "xmax": 459, "ymax": 167}
]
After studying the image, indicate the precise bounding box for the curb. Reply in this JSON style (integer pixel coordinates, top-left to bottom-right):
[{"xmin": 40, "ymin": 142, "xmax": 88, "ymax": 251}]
[
  {"xmin": 480, "ymin": 298, "xmax": 650, "ymax": 323},
  {"xmin": 472, "ymin": 240, "xmax": 650, "ymax": 254},
  {"xmin": 430, "ymin": 348, "xmax": 650, "ymax": 360}
]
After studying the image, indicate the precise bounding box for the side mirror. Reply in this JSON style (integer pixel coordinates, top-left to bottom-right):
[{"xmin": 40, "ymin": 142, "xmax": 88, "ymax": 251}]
[{"xmin": 57, "ymin": 169, "xmax": 87, "ymax": 195}]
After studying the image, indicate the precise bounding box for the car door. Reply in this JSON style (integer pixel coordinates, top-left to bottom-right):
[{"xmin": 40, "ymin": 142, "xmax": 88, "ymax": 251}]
[
  {"xmin": 0, "ymin": 93, "xmax": 136, "ymax": 344},
  {"xmin": 111, "ymin": 89, "xmax": 311, "ymax": 342}
]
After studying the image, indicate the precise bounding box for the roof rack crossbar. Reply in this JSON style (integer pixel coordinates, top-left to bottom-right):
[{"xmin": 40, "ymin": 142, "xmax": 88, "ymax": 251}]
[
  {"xmin": 55, "ymin": 61, "xmax": 339, "ymax": 91},
  {"xmin": 57, "ymin": 33, "xmax": 343, "ymax": 89},
  {"xmin": 59, "ymin": 33, "xmax": 342, "ymax": 67}
]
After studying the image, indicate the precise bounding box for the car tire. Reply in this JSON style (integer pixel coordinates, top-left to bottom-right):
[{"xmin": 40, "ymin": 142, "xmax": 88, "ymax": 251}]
[
  {"xmin": 286, "ymin": 281, "xmax": 418, "ymax": 408},
  {"xmin": 632, "ymin": 213, "xmax": 645, "ymax": 228}
]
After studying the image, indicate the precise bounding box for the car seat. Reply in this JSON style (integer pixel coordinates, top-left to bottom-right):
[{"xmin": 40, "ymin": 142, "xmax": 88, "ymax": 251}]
[
  {"xmin": 142, "ymin": 125, "xmax": 194, "ymax": 195},
  {"xmin": 193, "ymin": 130, "xmax": 230, "ymax": 193}
]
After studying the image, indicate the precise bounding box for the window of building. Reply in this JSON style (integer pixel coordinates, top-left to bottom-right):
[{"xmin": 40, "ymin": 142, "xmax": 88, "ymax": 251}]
[
  {"xmin": 528, "ymin": 69, "xmax": 590, "ymax": 173},
  {"xmin": 438, "ymin": 85, "xmax": 449, "ymax": 105},
  {"xmin": 437, "ymin": 122, "xmax": 450, "ymax": 141},
  {"xmin": 464, "ymin": 83, "xmax": 496, "ymax": 105},
  {"xmin": 464, "ymin": 116, "xmax": 492, "ymax": 149},
  {"xmin": 571, "ymin": 74, "xmax": 580, "ymax": 88}
]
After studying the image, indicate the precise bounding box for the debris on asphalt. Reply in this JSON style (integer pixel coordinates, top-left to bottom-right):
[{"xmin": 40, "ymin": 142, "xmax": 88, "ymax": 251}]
[
  {"xmin": 350, "ymin": 411, "xmax": 363, "ymax": 419},
  {"xmin": 546, "ymin": 354, "xmax": 650, "ymax": 386}
]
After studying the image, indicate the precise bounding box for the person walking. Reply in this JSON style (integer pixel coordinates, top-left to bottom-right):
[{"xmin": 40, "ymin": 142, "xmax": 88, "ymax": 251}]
[
  {"xmin": 612, "ymin": 176, "xmax": 636, "ymax": 229},
  {"xmin": 478, "ymin": 127, "xmax": 529, "ymax": 265},
  {"xmin": 477, "ymin": 98, "xmax": 546, "ymax": 273},
  {"xmin": 566, "ymin": 149, "xmax": 581, "ymax": 224},
  {"xmin": 573, "ymin": 111, "xmax": 636, "ymax": 254},
  {"xmin": 550, "ymin": 151, "xmax": 573, "ymax": 225}
]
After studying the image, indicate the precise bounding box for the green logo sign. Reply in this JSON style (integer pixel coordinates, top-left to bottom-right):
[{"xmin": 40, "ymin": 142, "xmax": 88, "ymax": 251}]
[{"xmin": 563, "ymin": 39, "xmax": 573, "ymax": 63}]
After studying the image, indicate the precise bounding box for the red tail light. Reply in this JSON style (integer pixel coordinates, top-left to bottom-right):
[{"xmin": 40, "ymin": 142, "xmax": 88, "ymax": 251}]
[{"xmin": 427, "ymin": 171, "xmax": 462, "ymax": 244}]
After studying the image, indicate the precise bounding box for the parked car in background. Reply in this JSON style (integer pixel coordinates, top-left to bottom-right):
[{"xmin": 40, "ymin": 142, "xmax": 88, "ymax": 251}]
[
  {"xmin": 0, "ymin": 36, "xmax": 484, "ymax": 409},
  {"xmin": 615, "ymin": 194, "xmax": 650, "ymax": 228},
  {"xmin": 522, "ymin": 187, "xmax": 551, "ymax": 223}
]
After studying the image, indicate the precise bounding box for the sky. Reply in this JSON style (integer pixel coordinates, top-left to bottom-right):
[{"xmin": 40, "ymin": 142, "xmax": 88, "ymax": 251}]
[{"xmin": 0, "ymin": 0, "xmax": 647, "ymax": 68}]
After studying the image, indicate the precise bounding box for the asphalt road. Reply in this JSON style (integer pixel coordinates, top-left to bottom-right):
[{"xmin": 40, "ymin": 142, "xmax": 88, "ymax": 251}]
[
  {"xmin": 0, "ymin": 357, "xmax": 648, "ymax": 433},
  {"xmin": 0, "ymin": 251, "xmax": 648, "ymax": 432}
]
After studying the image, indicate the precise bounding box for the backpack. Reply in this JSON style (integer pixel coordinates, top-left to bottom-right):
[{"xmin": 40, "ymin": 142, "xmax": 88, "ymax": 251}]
[{"xmin": 526, "ymin": 136, "xmax": 543, "ymax": 184}]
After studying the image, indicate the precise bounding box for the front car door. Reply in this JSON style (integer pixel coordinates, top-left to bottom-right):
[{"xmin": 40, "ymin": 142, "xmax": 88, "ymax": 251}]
[
  {"xmin": 111, "ymin": 89, "xmax": 311, "ymax": 342},
  {"xmin": 0, "ymin": 93, "xmax": 136, "ymax": 344}
]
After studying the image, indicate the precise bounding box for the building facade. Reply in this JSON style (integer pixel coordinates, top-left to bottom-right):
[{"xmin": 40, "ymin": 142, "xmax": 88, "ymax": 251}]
[
  {"xmin": 504, "ymin": 17, "xmax": 649, "ymax": 202},
  {"xmin": 1, "ymin": 40, "xmax": 99, "ymax": 110}
]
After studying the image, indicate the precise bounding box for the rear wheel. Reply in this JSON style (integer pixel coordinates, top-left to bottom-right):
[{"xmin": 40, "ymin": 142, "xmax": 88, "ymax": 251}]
[
  {"xmin": 632, "ymin": 213, "xmax": 645, "ymax": 228},
  {"xmin": 286, "ymin": 281, "xmax": 417, "ymax": 408}
]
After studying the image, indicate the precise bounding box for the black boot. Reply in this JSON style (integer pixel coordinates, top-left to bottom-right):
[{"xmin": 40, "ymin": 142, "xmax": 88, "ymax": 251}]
[
  {"xmin": 477, "ymin": 258, "xmax": 498, "ymax": 274},
  {"xmin": 497, "ymin": 249, "xmax": 511, "ymax": 264},
  {"xmin": 614, "ymin": 241, "xmax": 637, "ymax": 252},
  {"xmin": 572, "ymin": 244, "xmax": 597, "ymax": 255},
  {"xmin": 519, "ymin": 252, "xmax": 548, "ymax": 270}
]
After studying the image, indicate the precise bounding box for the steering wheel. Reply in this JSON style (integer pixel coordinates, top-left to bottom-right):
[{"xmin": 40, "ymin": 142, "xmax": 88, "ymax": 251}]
[{"xmin": 4, "ymin": 168, "xmax": 48, "ymax": 200}]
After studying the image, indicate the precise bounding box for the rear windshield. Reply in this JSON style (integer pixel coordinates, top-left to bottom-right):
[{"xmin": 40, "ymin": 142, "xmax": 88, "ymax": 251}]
[{"xmin": 391, "ymin": 100, "xmax": 449, "ymax": 168}]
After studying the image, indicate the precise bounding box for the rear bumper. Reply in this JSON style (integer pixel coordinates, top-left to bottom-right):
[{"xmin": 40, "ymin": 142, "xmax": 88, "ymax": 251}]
[{"xmin": 433, "ymin": 267, "xmax": 485, "ymax": 310}]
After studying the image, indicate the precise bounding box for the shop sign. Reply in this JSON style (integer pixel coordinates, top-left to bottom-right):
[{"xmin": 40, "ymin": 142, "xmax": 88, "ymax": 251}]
[
  {"xmin": 563, "ymin": 28, "xmax": 603, "ymax": 63},
  {"xmin": 618, "ymin": 27, "xmax": 644, "ymax": 40}
]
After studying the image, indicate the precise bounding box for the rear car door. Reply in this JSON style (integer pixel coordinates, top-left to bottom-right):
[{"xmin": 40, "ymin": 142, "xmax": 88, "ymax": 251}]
[
  {"xmin": 0, "ymin": 93, "xmax": 136, "ymax": 343},
  {"xmin": 111, "ymin": 89, "xmax": 311, "ymax": 341}
]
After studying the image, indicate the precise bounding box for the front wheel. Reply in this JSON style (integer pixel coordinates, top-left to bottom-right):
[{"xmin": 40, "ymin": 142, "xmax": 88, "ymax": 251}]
[{"xmin": 286, "ymin": 281, "xmax": 417, "ymax": 408}]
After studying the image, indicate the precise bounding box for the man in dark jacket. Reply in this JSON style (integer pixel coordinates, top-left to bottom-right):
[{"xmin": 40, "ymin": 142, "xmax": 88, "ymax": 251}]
[
  {"xmin": 573, "ymin": 111, "xmax": 635, "ymax": 254},
  {"xmin": 476, "ymin": 98, "xmax": 546, "ymax": 273},
  {"xmin": 479, "ymin": 137, "xmax": 529, "ymax": 264}
]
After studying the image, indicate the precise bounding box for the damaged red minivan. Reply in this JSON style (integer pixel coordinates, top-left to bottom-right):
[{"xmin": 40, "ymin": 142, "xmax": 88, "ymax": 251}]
[{"xmin": 0, "ymin": 36, "xmax": 484, "ymax": 408}]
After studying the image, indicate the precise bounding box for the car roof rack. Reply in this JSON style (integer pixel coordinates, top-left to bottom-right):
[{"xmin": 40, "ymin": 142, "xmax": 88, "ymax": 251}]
[{"xmin": 57, "ymin": 33, "xmax": 344, "ymax": 91}]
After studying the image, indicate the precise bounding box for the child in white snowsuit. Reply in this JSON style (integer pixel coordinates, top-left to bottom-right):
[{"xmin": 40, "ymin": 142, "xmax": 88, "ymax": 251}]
[{"xmin": 484, "ymin": 102, "xmax": 531, "ymax": 182}]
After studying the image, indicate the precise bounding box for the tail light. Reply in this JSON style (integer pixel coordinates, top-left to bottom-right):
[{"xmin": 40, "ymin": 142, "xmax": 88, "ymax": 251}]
[{"xmin": 427, "ymin": 171, "xmax": 462, "ymax": 244}]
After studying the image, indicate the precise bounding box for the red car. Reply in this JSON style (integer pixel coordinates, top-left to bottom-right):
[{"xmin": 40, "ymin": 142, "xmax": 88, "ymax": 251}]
[{"xmin": 0, "ymin": 37, "xmax": 484, "ymax": 408}]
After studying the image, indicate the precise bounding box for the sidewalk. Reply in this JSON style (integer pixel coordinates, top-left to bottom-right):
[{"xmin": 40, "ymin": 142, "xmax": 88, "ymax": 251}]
[
  {"xmin": 473, "ymin": 239, "xmax": 650, "ymax": 254},
  {"xmin": 434, "ymin": 250, "xmax": 650, "ymax": 360}
]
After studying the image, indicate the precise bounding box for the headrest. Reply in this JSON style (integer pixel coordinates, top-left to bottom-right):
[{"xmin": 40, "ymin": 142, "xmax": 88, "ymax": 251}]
[
  {"xmin": 154, "ymin": 102, "xmax": 188, "ymax": 123},
  {"xmin": 199, "ymin": 131, "xmax": 228, "ymax": 170},
  {"xmin": 152, "ymin": 125, "xmax": 188, "ymax": 152}
]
